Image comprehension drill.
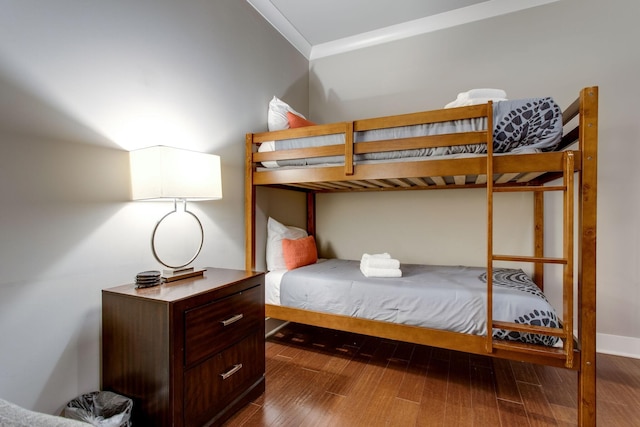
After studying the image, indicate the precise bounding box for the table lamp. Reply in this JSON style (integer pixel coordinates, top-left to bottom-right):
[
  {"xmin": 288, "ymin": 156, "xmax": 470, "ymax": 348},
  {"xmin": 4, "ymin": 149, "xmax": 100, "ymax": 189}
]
[{"xmin": 130, "ymin": 146, "xmax": 222, "ymax": 281}]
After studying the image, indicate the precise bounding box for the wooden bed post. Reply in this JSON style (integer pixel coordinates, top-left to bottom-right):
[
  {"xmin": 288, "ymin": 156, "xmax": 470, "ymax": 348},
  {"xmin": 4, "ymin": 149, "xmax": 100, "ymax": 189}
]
[
  {"xmin": 563, "ymin": 151, "xmax": 575, "ymax": 368},
  {"xmin": 307, "ymin": 192, "xmax": 316, "ymax": 237},
  {"xmin": 486, "ymin": 101, "xmax": 494, "ymax": 354},
  {"xmin": 245, "ymin": 133, "xmax": 256, "ymax": 271},
  {"xmin": 577, "ymin": 86, "xmax": 598, "ymax": 427},
  {"xmin": 533, "ymin": 191, "xmax": 544, "ymax": 289}
]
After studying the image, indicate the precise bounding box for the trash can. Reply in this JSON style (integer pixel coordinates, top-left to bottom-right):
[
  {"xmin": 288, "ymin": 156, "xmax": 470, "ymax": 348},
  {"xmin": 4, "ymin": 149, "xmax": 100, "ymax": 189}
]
[{"xmin": 63, "ymin": 391, "xmax": 133, "ymax": 427}]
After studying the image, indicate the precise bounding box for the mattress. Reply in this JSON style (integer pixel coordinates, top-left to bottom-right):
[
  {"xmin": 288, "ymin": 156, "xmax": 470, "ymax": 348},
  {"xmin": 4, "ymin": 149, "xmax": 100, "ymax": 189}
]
[
  {"xmin": 259, "ymin": 97, "xmax": 563, "ymax": 168},
  {"xmin": 271, "ymin": 259, "xmax": 560, "ymax": 346}
]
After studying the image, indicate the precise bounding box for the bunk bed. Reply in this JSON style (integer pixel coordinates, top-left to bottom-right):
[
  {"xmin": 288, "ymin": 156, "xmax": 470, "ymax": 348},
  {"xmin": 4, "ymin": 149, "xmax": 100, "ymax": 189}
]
[{"xmin": 245, "ymin": 87, "xmax": 598, "ymax": 426}]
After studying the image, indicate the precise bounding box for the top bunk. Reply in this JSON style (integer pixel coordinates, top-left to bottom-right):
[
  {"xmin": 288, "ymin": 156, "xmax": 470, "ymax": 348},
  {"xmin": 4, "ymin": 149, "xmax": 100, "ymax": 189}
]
[{"xmin": 246, "ymin": 87, "xmax": 598, "ymax": 193}]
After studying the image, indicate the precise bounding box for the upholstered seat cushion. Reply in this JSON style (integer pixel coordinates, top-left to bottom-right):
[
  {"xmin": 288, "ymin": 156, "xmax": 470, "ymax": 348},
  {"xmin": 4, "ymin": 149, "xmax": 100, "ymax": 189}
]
[{"xmin": 0, "ymin": 398, "xmax": 88, "ymax": 427}]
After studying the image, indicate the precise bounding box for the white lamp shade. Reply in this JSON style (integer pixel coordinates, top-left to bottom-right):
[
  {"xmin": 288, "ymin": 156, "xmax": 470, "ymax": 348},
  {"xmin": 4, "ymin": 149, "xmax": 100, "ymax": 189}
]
[{"xmin": 130, "ymin": 146, "xmax": 223, "ymax": 201}]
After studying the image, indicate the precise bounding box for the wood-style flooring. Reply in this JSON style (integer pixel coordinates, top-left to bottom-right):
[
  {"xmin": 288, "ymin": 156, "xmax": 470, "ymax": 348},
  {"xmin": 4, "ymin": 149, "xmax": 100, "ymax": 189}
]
[{"xmin": 224, "ymin": 322, "xmax": 640, "ymax": 426}]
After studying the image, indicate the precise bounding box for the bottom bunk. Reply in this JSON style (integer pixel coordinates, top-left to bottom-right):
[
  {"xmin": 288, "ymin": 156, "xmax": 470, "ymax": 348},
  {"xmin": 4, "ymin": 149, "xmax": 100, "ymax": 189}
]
[{"xmin": 264, "ymin": 258, "xmax": 576, "ymax": 370}]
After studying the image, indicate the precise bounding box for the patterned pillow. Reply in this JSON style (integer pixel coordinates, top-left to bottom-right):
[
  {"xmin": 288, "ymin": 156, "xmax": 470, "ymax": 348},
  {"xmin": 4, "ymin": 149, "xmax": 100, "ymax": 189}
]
[{"xmin": 493, "ymin": 97, "xmax": 562, "ymax": 152}]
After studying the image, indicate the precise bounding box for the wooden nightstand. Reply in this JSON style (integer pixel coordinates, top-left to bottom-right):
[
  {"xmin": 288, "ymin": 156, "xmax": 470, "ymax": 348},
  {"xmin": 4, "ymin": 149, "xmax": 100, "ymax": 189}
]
[{"xmin": 102, "ymin": 267, "xmax": 265, "ymax": 427}]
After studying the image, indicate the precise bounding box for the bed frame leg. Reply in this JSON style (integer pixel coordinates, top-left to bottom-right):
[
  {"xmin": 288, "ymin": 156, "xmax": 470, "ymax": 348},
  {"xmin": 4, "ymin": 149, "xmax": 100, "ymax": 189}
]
[
  {"xmin": 578, "ymin": 366, "xmax": 596, "ymax": 426},
  {"xmin": 577, "ymin": 86, "xmax": 598, "ymax": 427}
]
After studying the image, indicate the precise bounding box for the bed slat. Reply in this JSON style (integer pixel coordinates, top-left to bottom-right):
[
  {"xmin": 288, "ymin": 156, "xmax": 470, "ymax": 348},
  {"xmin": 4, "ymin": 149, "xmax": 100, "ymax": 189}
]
[
  {"xmin": 495, "ymin": 172, "xmax": 520, "ymax": 184},
  {"xmin": 406, "ymin": 177, "xmax": 429, "ymax": 187}
]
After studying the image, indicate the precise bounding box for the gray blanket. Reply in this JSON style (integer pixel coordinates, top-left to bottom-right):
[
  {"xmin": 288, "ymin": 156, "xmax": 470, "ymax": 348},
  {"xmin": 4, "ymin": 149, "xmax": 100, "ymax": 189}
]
[
  {"xmin": 280, "ymin": 259, "xmax": 560, "ymax": 346},
  {"xmin": 272, "ymin": 97, "xmax": 562, "ymax": 167}
]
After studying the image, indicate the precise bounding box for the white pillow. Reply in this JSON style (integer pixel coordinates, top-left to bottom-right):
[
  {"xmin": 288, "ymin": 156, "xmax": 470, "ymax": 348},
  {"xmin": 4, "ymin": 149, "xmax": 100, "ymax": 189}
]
[
  {"xmin": 257, "ymin": 140, "xmax": 278, "ymax": 168},
  {"xmin": 268, "ymin": 96, "xmax": 306, "ymax": 131},
  {"xmin": 266, "ymin": 217, "xmax": 307, "ymax": 271}
]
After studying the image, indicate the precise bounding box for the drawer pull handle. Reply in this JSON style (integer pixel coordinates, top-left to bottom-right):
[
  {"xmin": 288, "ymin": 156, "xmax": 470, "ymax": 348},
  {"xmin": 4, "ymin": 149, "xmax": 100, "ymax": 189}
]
[
  {"xmin": 221, "ymin": 314, "xmax": 243, "ymax": 326},
  {"xmin": 220, "ymin": 363, "xmax": 243, "ymax": 380}
]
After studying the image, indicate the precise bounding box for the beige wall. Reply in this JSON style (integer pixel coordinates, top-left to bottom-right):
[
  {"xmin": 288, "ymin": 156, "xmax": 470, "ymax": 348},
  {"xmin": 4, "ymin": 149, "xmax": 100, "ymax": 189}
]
[
  {"xmin": 0, "ymin": 0, "xmax": 308, "ymax": 414},
  {"xmin": 308, "ymin": 0, "xmax": 640, "ymax": 356},
  {"xmin": 316, "ymin": 190, "xmax": 534, "ymax": 268}
]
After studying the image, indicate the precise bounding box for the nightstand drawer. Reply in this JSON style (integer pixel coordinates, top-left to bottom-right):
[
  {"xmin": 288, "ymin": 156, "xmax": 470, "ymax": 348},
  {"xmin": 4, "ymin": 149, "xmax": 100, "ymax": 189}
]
[
  {"xmin": 184, "ymin": 284, "xmax": 262, "ymax": 366},
  {"xmin": 183, "ymin": 332, "xmax": 264, "ymax": 427}
]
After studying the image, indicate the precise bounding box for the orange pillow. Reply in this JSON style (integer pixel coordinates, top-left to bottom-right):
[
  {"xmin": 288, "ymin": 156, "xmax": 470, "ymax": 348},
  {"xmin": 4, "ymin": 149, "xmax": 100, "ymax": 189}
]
[
  {"xmin": 282, "ymin": 236, "xmax": 317, "ymax": 270},
  {"xmin": 287, "ymin": 111, "xmax": 316, "ymax": 128}
]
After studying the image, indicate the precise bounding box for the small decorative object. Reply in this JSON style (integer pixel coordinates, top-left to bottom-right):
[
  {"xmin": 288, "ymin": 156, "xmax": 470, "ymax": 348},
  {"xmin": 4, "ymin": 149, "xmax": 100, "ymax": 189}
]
[{"xmin": 135, "ymin": 270, "xmax": 163, "ymax": 288}]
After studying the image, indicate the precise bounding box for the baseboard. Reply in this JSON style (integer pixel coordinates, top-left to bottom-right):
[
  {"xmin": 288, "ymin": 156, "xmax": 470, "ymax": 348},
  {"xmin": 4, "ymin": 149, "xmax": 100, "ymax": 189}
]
[{"xmin": 597, "ymin": 332, "xmax": 640, "ymax": 359}]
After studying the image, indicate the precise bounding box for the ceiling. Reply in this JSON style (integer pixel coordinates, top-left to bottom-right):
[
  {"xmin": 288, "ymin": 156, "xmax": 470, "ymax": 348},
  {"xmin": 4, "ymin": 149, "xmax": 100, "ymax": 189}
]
[{"xmin": 247, "ymin": 0, "xmax": 560, "ymax": 60}]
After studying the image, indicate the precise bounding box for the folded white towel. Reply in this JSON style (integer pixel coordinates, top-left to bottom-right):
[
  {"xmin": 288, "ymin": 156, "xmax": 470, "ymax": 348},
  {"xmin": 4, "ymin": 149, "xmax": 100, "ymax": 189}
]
[
  {"xmin": 444, "ymin": 88, "xmax": 508, "ymax": 109},
  {"xmin": 362, "ymin": 257, "xmax": 400, "ymax": 269},
  {"xmin": 466, "ymin": 88, "xmax": 507, "ymax": 99},
  {"xmin": 445, "ymin": 97, "xmax": 507, "ymax": 109},
  {"xmin": 361, "ymin": 253, "xmax": 391, "ymax": 261},
  {"xmin": 360, "ymin": 265, "xmax": 402, "ymax": 278}
]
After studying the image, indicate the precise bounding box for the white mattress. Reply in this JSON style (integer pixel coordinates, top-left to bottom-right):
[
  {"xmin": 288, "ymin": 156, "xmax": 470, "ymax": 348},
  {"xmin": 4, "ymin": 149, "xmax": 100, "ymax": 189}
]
[{"xmin": 265, "ymin": 269, "xmax": 287, "ymax": 305}]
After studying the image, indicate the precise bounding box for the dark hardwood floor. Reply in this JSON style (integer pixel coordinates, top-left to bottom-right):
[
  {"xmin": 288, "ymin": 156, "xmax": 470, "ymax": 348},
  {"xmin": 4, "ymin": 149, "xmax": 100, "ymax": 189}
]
[{"xmin": 224, "ymin": 323, "xmax": 640, "ymax": 426}]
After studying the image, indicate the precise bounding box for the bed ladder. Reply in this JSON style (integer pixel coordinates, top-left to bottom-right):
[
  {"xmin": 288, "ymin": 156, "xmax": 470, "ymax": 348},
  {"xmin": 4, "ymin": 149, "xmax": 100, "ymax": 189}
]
[{"xmin": 486, "ymin": 130, "xmax": 575, "ymax": 368}]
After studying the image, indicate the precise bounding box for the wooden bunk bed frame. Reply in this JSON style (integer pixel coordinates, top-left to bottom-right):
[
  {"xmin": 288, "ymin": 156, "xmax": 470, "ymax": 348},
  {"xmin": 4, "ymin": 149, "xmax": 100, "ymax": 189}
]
[{"xmin": 245, "ymin": 87, "xmax": 598, "ymax": 426}]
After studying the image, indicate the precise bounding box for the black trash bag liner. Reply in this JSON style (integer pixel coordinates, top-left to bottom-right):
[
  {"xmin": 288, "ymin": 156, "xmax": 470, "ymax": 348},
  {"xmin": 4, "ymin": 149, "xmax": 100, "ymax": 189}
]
[{"xmin": 63, "ymin": 391, "xmax": 132, "ymax": 427}]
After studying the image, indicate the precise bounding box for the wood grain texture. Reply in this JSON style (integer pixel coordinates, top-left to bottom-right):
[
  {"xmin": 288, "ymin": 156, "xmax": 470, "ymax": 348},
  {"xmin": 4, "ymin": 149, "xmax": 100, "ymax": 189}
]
[
  {"xmin": 224, "ymin": 323, "xmax": 640, "ymax": 427},
  {"xmin": 102, "ymin": 268, "xmax": 265, "ymax": 427}
]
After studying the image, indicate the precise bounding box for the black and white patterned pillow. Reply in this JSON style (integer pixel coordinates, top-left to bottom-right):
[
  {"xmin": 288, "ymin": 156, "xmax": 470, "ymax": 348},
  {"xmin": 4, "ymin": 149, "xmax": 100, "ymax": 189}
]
[{"xmin": 493, "ymin": 97, "xmax": 562, "ymax": 152}]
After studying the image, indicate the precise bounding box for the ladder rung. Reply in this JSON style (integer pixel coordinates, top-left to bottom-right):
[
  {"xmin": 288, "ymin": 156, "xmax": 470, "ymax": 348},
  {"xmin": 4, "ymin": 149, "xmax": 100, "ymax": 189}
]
[
  {"xmin": 492, "ymin": 340, "xmax": 567, "ymax": 359},
  {"xmin": 493, "ymin": 321, "xmax": 565, "ymax": 337},
  {"xmin": 492, "ymin": 254, "xmax": 567, "ymax": 264},
  {"xmin": 493, "ymin": 185, "xmax": 565, "ymax": 193}
]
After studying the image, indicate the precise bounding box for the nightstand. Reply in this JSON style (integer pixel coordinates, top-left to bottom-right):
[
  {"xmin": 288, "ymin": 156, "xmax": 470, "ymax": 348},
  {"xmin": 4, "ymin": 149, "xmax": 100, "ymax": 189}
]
[{"xmin": 102, "ymin": 267, "xmax": 265, "ymax": 427}]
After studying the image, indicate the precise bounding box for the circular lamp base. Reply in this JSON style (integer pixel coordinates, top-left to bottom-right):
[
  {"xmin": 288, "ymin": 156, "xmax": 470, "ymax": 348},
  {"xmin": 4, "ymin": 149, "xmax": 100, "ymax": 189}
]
[{"xmin": 152, "ymin": 199, "xmax": 204, "ymax": 271}]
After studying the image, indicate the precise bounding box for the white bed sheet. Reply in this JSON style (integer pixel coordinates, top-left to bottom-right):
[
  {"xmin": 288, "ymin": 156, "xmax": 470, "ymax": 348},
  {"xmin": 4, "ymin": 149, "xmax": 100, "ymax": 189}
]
[{"xmin": 265, "ymin": 269, "xmax": 287, "ymax": 305}]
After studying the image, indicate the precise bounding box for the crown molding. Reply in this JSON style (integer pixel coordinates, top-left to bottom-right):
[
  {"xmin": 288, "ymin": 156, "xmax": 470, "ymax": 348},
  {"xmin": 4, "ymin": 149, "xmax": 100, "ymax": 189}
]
[
  {"xmin": 247, "ymin": 0, "xmax": 312, "ymax": 58},
  {"xmin": 247, "ymin": 0, "xmax": 560, "ymax": 61}
]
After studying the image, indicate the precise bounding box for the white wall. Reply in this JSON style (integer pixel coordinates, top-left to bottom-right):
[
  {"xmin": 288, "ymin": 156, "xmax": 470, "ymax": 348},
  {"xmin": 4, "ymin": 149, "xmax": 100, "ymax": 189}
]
[
  {"xmin": 0, "ymin": 0, "xmax": 308, "ymax": 414},
  {"xmin": 309, "ymin": 0, "xmax": 640, "ymax": 357}
]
